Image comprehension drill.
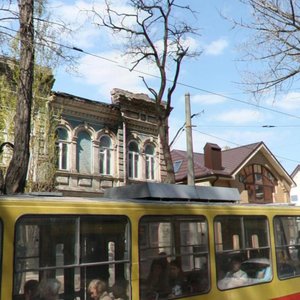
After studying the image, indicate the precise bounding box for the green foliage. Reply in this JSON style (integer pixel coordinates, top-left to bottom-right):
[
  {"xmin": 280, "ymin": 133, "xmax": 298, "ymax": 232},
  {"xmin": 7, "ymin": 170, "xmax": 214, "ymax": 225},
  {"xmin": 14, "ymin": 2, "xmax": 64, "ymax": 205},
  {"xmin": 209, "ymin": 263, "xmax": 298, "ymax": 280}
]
[
  {"xmin": 0, "ymin": 74, "xmax": 17, "ymax": 144},
  {"xmin": 26, "ymin": 105, "xmax": 59, "ymax": 192},
  {"xmin": 0, "ymin": 0, "xmax": 64, "ymax": 192},
  {"xmin": 0, "ymin": 58, "xmax": 58, "ymax": 191}
]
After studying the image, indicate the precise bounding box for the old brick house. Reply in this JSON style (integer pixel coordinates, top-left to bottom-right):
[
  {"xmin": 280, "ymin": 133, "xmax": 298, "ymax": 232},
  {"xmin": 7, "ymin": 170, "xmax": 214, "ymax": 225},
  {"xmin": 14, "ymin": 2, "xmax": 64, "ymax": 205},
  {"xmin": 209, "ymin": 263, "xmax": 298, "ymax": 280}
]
[{"xmin": 50, "ymin": 88, "xmax": 167, "ymax": 196}]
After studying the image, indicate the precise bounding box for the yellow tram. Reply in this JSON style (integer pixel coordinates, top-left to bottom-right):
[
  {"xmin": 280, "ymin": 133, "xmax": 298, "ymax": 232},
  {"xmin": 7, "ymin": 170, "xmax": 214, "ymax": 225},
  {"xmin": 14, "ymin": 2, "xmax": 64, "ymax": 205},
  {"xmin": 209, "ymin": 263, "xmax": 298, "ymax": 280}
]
[{"xmin": 1, "ymin": 183, "xmax": 300, "ymax": 299}]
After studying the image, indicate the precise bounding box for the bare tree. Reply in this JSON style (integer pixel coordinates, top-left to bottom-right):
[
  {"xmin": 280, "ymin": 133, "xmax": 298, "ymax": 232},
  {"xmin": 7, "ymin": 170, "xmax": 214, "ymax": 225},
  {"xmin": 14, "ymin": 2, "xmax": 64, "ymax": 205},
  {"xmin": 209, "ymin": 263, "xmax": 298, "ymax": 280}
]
[
  {"xmin": 92, "ymin": 0, "xmax": 199, "ymax": 183},
  {"xmin": 3, "ymin": 0, "xmax": 34, "ymax": 194},
  {"xmin": 0, "ymin": 1, "xmax": 73, "ymax": 194},
  {"xmin": 234, "ymin": 0, "xmax": 300, "ymax": 97}
]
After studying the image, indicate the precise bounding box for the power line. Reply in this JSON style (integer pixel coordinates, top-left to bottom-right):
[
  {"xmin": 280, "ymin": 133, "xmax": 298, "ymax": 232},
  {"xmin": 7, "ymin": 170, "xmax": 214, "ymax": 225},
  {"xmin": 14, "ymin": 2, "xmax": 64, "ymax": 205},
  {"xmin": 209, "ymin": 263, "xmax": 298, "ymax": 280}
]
[
  {"xmin": 51, "ymin": 41, "xmax": 300, "ymax": 167},
  {"xmin": 3, "ymin": 22, "xmax": 300, "ymax": 166},
  {"xmin": 62, "ymin": 45, "xmax": 300, "ymax": 120},
  {"xmin": 192, "ymin": 129, "xmax": 300, "ymax": 165},
  {"xmin": 3, "ymin": 21, "xmax": 300, "ymax": 120},
  {"xmin": 197, "ymin": 124, "xmax": 300, "ymax": 128}
]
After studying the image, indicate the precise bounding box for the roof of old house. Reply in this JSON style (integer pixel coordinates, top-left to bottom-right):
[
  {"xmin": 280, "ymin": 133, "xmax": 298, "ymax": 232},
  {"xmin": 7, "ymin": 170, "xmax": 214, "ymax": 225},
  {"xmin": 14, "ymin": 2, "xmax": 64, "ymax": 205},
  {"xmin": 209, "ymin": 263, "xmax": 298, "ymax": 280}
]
[
  {"xmin": 171, "ymin": 141, "xmax": 293, "ymax": 185},
  {"xmin": 51, "ymin": 91, "xmax": 118, "ymax": 109},
  {"xmin": 291, "ymin": 164, "xmax": 300, "ymax": 178},
  {"xmin": 52, "ymin": 88, "xmax": 164, "ymax": 112}
]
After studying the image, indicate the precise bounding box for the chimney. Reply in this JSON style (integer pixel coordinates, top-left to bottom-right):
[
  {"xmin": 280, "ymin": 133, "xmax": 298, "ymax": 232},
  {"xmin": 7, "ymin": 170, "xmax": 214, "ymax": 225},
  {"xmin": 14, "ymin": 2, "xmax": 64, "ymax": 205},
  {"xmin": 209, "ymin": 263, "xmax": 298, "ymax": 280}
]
[{"xmin": 204, "ymin": 143, "xmax": 222, "ymax": 170}]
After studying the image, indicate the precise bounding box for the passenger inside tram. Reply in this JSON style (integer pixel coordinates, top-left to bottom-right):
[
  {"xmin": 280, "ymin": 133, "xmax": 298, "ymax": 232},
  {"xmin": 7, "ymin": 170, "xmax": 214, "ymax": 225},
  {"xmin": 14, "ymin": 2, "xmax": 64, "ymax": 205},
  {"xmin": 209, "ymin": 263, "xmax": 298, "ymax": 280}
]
[
  {"xmin": 24, "ymin": 280, "xmax": 38, "ymax": 300},
  {"xmin": 218, "ymin": 255, "xmax": 248, "ymax": 290},
  {"xmin": 145, "ymin": 257, "xmax": 169, "ymax": 297},
  {"xmin": 168, "ymin": 259, "xmax": 188, "ymax": 298},
  {"xmin": 109, "ymin": 280, "xmax": 128, "ymax": 300},
  {"xmin": 88, "ymin": 279, "xmax": 112, "ymax": 300},
  {"xmin": 35, "ymin": 279, "xmax": 61, "ymax": 300}
]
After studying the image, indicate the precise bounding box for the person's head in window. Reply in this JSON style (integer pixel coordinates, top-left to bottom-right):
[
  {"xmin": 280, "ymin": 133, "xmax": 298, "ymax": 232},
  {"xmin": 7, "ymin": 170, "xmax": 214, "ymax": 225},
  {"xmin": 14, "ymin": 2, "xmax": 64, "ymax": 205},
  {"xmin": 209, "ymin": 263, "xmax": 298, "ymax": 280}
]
[
  {"xmin": 169, "ymin": 259, "xmax": 183, "ymax": 280},
  {"xmin": 231, "ymin": 257, "xmax": 242, "ymax": 273},
  {"xmin": 24, "ymin": 279, "xmax": 38, "ymax": 300},
  {"xmin": 37, "ymin": 279, "xmax": 61, "ymax": 300},
  {"xmin": 169, "ymin": 259, "xmax": 186, "ymax": 297},
  {"xmin": 110, "ymin": 280, "xmax": 128, "ymax": 300},
  {"xmin": 146, "ymin": 258, "xmax": 169, "ymax": 294},
  {"xmin": 225, "ymin": 256, "xmax": 247, "ymax": 279},
  {"xmin": 88, "ymin": 279, "xmax": 112, "ymax": 300}
]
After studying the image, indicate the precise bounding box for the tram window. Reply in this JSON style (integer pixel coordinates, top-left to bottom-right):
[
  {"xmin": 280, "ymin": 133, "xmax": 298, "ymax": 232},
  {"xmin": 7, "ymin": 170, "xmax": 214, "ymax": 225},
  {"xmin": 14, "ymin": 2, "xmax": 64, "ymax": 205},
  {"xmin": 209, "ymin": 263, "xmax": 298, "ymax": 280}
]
[
  {"xmin": 13, "ymin": 215, "xmax": 131, "ymax": 300},
  {"xmin": 214, "ymin": 215, "xmax": 271, "ymax": 290},
  {"xmin": 274, "ymin": 216, "xmax": 300, "ymax": 279},
  {"xmin": 139, "ymin": 216, "xmax": 209, "ymax": 299}
]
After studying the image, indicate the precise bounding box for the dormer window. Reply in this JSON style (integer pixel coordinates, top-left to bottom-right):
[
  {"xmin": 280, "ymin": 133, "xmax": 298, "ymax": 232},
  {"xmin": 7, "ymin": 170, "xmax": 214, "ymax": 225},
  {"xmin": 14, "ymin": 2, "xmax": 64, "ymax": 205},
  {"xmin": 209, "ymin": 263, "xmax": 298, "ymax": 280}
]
[{"xmin": 173, "ymin": 160, "xmax": 183, "ymax": 173}]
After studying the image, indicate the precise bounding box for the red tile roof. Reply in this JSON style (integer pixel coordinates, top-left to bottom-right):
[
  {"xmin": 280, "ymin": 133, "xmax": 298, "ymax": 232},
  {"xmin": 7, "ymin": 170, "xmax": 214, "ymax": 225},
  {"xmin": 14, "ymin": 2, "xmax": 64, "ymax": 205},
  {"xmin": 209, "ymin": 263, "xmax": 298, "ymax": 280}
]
[{"xmin": 171, "ymin": 142, "xmax": 263, "ymax": 182}]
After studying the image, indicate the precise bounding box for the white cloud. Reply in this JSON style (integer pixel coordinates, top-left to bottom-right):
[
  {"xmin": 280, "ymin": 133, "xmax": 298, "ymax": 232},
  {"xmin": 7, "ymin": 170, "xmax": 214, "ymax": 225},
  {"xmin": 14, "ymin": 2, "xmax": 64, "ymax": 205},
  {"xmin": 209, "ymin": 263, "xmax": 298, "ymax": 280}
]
[
  {"xmin": 182, "ymin": 37, "xmax": 200, "ymax": 53},
  {"xmin": 265, "ymin": 92, "xmax": 300, "ymax": 111},
  {"xmin": 204, "ymin": 38, "xmax": 229, "ymax": 56},
  {"xmin": 222, "ymin": 130, "xmax": 273, "ymax": 144},
  {"xmin": 49, "ymin": 1, "xmax": 106, "ymax": 49},
  {"xmin": 216, "ymin": 109, "xmax": 265, "ymax": 124},
  {"xmin": 76, "ymin": 51, "xmax": 158, "ymax": 97},
  {"xmin": 191, "ymin": 94, "xmax": 226, "ymax": 105}
]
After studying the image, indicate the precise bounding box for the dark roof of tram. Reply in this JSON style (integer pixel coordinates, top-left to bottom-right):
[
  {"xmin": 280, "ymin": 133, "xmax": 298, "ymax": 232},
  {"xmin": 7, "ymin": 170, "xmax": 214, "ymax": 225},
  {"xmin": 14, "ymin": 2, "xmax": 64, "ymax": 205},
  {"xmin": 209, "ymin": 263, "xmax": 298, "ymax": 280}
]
[{"xmin": 104, "ymin": 182, "xmax": 240, "ymax": 202}]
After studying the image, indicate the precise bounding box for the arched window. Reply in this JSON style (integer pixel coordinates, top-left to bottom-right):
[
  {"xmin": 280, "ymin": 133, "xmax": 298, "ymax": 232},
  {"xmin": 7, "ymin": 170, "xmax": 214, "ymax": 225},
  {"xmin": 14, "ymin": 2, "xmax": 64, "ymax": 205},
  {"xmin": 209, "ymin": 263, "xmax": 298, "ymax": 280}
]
[
  {"xmin": 56, "ymin": 127, "xmax": 69, "ymax": 170},
  {"xmin": 128, "ymin": 141, "xmax": 139, "ymax": 179},
  {"xmin": 239, "ymin": 164, "xmax": 277, "ymax": 203},
  {"xmin": 99, "ymin": 135, "xmax": 113, "ymax": 175},
  {"xmin": 76, "ymin": 131, "xmax": 92, "ymax": 173},
  {"xmin": 145, "ymin": 144, "xmax": 155, "ymax": 180}
]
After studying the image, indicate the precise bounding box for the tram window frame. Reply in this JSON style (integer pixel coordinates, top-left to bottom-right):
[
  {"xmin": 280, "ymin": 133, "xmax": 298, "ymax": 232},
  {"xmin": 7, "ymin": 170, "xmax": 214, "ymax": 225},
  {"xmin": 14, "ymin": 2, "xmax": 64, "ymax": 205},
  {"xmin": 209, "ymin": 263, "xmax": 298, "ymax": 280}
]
[
  {"xmin": 214, "ymin": 215, "xmax": 271, "ymax": 290},
  {"xmin": 274, "ymin": 216, "xmax": 300, "ymax": 280},
  {"xmin": 139, "ymin": 215, "xmax": 210, "ymax": 299},
  {"xmin": 13, "ymin": 214, "xmax": 131, "ymax": 300}
]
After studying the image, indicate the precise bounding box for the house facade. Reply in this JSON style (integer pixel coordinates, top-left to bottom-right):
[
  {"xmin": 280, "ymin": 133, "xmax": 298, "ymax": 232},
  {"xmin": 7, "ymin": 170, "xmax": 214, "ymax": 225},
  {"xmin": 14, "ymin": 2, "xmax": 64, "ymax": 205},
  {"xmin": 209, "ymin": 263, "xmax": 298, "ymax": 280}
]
[
  {"xmin": 290, "ymin": 165, "xmax": 300, "ymax": 205},
  {"xmin": 50, "ymin": 88, "xmax": 167, "ymax": 196},
  {"xmin": 171, "ymin": 142, "xmax": 294, "ymax": 203}
]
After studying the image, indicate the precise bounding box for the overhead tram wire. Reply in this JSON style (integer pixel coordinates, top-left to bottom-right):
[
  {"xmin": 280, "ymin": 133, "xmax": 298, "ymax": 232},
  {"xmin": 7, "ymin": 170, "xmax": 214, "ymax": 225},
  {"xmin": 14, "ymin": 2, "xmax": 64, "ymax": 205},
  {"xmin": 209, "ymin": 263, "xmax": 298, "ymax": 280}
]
[
  {"xmin": 193, "ymin": 128, "xmax": 300, "ymax": 165},
  {"xmin": 4, "ymin": 24, "xmax": 300, "ymax": 167},
  {"xmin": 196, "ymin": 125, "xmax": 300, "ymax": 128},
  {"xmin": 3, "ymin": 24, "xmax": 300, "ymax": 122},
  {"xmin": 64, "ymin": 44, "xmax": 300, "ymax": 167},
  {"xmin": 63, "ymin": 45, "xmax": 300, "ymax": 121}
]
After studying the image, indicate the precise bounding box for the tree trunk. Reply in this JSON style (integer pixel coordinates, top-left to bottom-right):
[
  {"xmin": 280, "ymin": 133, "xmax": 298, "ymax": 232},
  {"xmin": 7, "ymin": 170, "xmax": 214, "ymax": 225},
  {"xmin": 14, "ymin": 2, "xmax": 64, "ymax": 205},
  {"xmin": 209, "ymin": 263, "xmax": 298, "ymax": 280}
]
[
  {"xmin": 4, "ymin": 0, "xmax": 34, "ymax": 194},
  {"xmin": 158, "ymin": 114, "xmax": 175, "ymax": 184}
]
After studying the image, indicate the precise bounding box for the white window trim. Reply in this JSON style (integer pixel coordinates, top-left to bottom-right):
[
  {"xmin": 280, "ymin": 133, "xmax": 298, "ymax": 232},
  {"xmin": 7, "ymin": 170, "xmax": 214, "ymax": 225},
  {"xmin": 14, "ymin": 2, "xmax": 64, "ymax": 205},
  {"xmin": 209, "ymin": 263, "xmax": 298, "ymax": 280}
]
[{"xmin": 99, "ymin": 136, "xmax": 113, "ymax": 175}]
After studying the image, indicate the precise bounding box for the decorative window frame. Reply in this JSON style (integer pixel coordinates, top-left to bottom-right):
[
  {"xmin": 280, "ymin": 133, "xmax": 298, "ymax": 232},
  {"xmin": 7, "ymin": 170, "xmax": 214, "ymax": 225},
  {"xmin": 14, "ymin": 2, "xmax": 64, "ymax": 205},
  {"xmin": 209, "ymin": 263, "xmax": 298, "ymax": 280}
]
[
  {"xmin": 98, "ymin": 132, "xmax": 115, "ymax": 176},
  {"xmin": 128, "ymin": 140, "xmax": 140, "ymax": 179},
  {"xmin": 56, "ymin": 126, "xmax": 71, "ymax": 171},
  {"xmin": 144, "ymin": 143, "xmax": 156, "ymax": 181}
]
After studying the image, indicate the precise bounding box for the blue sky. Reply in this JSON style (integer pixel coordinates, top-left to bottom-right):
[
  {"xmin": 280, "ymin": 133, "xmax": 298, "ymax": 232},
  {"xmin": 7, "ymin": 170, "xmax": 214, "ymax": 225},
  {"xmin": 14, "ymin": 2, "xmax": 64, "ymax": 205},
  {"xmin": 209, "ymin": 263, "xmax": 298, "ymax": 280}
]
[{"xmin": 50, "ymin": 0, "xmax": 300, "ymax": 175}]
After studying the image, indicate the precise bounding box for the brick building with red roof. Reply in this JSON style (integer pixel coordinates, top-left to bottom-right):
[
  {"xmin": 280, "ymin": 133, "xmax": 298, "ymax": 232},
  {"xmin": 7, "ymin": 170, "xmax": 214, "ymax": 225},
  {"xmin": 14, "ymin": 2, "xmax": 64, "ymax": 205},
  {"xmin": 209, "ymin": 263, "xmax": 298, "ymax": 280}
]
[{"xmin": 171, "ymin": 142, "xmax": 293, "ymax": 203}]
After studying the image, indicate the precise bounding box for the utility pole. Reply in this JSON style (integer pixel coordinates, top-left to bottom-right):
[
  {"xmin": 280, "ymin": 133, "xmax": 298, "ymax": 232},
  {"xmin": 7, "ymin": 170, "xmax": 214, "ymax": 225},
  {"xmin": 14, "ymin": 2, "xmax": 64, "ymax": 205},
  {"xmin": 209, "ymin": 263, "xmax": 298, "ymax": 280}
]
[{"xmin": 185, "ymin": 93, "xmax": 195, "ymax": 185}]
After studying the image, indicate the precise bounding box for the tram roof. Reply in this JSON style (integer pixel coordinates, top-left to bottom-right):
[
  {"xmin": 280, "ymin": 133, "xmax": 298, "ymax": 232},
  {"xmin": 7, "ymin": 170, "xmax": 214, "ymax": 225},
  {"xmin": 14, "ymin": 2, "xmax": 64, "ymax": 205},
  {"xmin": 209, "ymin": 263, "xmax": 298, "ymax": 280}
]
[{"xmin": 104, "ymin": 183, "xmax": 240, "ymax": 202}]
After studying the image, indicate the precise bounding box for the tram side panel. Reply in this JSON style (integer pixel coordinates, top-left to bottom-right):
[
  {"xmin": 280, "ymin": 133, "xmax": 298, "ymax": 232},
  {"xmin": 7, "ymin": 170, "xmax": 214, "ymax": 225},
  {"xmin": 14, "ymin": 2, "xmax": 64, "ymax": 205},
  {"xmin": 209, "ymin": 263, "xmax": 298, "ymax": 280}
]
[{"xmin": 4, "ymin": 199, "xmax": 300, "ymax": 300}]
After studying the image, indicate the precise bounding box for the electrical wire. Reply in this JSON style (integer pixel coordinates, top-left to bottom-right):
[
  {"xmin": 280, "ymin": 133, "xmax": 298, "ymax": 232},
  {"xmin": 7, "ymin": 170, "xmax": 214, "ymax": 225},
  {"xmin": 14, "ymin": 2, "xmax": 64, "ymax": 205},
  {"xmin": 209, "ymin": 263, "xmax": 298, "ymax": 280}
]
[
  {"xmin": 2, "ymin": 20, "xmax": 300, "ymax": 167},
  {"xmin": 2, "ymin": 22, "xmax": 300, "ymax": 120},
  {"xmin": 192, "ymin": 129, "xmax": 300, "ymax": 165}
]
